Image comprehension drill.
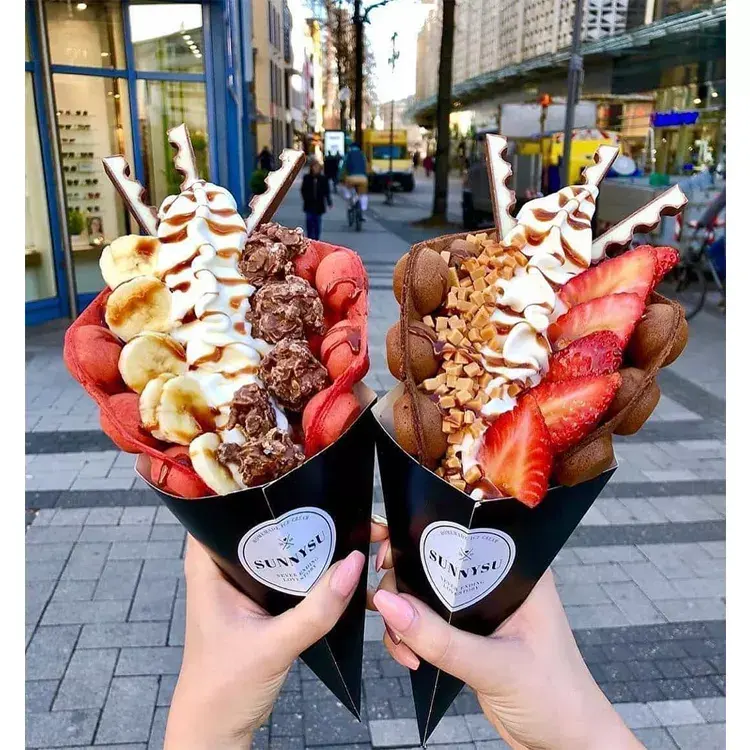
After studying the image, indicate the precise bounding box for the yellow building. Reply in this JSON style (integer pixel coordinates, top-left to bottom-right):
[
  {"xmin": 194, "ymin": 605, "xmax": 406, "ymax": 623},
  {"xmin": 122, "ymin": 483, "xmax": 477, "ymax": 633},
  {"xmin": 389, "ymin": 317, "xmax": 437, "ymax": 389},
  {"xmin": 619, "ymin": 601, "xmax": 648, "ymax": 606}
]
[{"xmin": 252, "ymin": 0, "xmax": 294, "ymax": 157}]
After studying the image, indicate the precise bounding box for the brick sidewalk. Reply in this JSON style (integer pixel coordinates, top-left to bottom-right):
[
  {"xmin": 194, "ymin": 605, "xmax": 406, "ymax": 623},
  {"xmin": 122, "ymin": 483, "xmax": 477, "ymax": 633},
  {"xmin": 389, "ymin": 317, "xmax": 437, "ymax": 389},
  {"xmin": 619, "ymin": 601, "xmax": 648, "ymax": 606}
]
[{"xmin": 25, "ymin": 181, "xmax": 725, "ymax": 749}]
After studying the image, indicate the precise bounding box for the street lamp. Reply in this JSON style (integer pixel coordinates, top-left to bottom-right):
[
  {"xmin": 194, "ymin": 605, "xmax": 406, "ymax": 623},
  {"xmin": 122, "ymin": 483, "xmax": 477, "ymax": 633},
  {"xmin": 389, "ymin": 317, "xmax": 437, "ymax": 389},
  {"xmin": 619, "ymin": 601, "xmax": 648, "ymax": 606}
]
[{"xmin": 387, "ymin": 32, "xmax": 399, "ymax": 203}]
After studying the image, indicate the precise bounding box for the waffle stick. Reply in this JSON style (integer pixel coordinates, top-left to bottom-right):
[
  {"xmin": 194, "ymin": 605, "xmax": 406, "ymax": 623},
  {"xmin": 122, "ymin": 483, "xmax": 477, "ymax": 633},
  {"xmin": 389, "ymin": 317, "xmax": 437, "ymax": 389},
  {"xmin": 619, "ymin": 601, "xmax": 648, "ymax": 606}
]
[
  {"xmin": 167, "ymin": 124, "xmax": 200, "ymax": 190},
  {"xmin": 246, "ymin": 150, "xmax": 306, "ymax": 234},
  {"xmin": 101, "ymin": 156, "xmax": 159, "ymax": 236}
]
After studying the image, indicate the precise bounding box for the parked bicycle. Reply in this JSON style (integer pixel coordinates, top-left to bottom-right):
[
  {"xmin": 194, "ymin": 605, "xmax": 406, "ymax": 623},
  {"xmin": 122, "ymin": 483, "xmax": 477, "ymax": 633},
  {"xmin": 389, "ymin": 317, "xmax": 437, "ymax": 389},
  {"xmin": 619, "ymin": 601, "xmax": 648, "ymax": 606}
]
[{"xmin": 658, "ymin": 187, "xmax": 725, "ymax": 320}]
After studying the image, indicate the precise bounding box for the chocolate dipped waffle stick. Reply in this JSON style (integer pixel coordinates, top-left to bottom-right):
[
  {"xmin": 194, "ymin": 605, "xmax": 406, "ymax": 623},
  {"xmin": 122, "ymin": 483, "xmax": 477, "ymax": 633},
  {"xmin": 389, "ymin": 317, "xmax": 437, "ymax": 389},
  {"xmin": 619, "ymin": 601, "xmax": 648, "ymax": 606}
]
[
  {"xmin": 102, "ymin": 156, "xmax": 158, "ymax": 236},
  {"xmin": 167, "ymin": 123, "xmax": 200, "ymax": 190},
  {"xmin": 581, "ymin": 144, "xmax": 619, "ymax": 188},
  {"xmin": 246, "ymin": 150, "xmax": 306, "ymax": 234},
  {"xmin": 591, "ymin": 184, "xmax": 687, "ymax": 261},
  {"xmin": 484, "ymin": 134, "xmax": 517, "ymax": 239}
]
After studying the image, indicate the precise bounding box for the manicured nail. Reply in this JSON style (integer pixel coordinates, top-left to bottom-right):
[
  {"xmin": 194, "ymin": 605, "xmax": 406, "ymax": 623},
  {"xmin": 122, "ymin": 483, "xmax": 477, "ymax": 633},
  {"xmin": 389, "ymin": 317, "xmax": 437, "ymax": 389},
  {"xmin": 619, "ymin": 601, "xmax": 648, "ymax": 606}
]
[
  {"xmin": 374, "ymin": 590, "xmax": 416, "ymax": 633},
  {"xmin": 375, "ymin": 540, "xmax": 389, "ymax": 572},
  {"xmin": 371, "ymin": 513, "xmax": 388, "ymax": 526},
  {"xmin": 399, "ymin": 648, "xmax": 420, "ymax": 671},
  {"xmin": 385, "ymin": 624, "xmax": 402, "ymax": 645},
  {"xmin": 330, "ymin": 551, "xmax": 365, "ymax": 597}
]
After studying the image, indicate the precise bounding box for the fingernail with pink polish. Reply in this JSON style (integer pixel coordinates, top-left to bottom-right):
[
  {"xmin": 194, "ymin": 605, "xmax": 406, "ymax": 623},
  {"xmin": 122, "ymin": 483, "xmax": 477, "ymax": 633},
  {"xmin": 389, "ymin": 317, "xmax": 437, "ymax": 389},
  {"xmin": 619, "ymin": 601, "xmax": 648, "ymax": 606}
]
[
  {"xmin": 330, "ymin": 551, "xmax": 364, "ymax": 597},
  {"xmin": 385, "ymin": 624, "xmax": 402, "ymax": 645},
  {"xmin": 400, "ymin": 650, "xmax": 420, "ymax": 671},
  {"xmin": 375, "ymin": 541, "xmax": 389, "ymax": 572},
  {"xmin": 373, "ymin": 590, "xmax": 416, "ymax": 633}
]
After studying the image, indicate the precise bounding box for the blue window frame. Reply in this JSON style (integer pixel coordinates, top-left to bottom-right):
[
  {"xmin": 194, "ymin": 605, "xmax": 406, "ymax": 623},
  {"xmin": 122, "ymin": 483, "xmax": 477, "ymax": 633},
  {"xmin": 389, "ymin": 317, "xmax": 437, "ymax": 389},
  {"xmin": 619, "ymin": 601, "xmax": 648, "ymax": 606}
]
[{"xmin": 25, "ymin": 0, "xmax": 252, "ymax": 324}]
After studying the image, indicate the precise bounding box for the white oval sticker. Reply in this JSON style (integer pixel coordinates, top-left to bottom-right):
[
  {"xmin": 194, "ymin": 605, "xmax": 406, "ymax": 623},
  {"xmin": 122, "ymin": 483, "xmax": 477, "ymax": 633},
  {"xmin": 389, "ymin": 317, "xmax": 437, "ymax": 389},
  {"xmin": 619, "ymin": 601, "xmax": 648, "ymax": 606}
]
[
  {"xmin": 237, "ymin": 507, "xmax": 336, "ymax": 597},
  {"xmin": 420, "ymin": 521, "xmax": 516, "ymax": 613}
]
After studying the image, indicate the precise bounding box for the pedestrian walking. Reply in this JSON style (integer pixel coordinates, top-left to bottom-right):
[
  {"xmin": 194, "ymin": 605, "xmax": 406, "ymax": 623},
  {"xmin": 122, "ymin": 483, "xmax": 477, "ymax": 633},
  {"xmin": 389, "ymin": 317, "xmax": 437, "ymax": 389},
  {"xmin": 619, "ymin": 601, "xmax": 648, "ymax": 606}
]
[
  {"xmin": 300, "ymin": 159, "xmax": 332, "ymax": 241},
  {"xmin": 257, "ymin": 146, "xmax": 273, "ymax": 172},
  {"xmin": 412, "ymin": 151, "xmax": 421, "ymax": 170},
  {"xmin": 424, "ymin": 154, "xmax": 434, "ymax": 177},
  {"xmin": 324, "ymin": 151, "xmax": 341, "ymax": 194}
]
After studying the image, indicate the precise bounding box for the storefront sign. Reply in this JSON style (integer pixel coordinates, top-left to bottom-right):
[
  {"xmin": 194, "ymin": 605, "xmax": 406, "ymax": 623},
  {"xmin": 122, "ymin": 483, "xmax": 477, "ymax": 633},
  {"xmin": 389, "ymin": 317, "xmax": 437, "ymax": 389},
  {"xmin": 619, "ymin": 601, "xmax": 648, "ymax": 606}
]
[
  {"xmin": 324, "ymin": 130, "xmax": 346, "ymax": 156},
  {"xmin": 651, "ymin": 111, "xmax": 700, "ymax": 128}
]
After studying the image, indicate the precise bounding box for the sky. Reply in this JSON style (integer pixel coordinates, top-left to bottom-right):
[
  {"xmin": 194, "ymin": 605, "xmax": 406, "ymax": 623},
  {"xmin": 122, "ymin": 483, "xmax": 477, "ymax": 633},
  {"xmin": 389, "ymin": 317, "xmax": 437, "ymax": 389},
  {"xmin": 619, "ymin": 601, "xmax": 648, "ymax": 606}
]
[{"xmin": 367, "ymin": 0, "xmax": 434, "ymax": 103}]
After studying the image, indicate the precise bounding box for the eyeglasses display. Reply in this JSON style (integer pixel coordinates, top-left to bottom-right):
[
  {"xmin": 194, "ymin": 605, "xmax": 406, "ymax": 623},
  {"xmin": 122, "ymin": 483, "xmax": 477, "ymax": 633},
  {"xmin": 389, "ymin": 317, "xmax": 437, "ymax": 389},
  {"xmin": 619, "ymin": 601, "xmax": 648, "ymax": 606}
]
[{"xmin": 53, "ymin": 73, "xmax": 134, "ymax": 294}]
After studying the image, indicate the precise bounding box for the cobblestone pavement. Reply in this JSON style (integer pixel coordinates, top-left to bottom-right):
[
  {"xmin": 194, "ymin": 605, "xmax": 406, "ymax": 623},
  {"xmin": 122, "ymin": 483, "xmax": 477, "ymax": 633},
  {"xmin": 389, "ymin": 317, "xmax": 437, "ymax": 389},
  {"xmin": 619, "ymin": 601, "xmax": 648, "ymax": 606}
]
[{"xmin": 25, "ymin": 177, "xmax": 725, "ymax": 749}]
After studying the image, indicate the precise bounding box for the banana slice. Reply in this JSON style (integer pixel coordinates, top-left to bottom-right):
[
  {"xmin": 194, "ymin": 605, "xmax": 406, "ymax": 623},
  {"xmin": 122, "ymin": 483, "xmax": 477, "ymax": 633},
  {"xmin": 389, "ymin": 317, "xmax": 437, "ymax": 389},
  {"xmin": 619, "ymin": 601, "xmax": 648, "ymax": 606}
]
[
  {"xmin": 139, "ymin": 373, "xmax": 175, "ymax": 440},
  {"xmin": 155, "ymin": 375, "xmax": 217, "ymax": 445},
  {"xmin": 100, "ymin": 235, "xmax": 160, "ymax": 289},
  {"xmin": 190, "ymin": 433, "xmax": 241, "ymax": 494},
  {"xmin": 119, "ymin": 333, "xmax": 187, "ymax": 394},
  {"xmin": 105, "ymin": 276, "xmax": 173, "ymax": 342}
]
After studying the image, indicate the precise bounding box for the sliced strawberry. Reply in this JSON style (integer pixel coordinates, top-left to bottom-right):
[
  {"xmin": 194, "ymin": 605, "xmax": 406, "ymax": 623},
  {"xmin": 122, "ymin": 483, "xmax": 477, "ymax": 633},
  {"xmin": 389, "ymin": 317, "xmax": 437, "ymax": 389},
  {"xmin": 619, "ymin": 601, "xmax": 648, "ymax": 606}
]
[
  {"xmin": 548, "ymin": 293, "xmax": 645, "ymax": 351},
  {"xmin": 650, "ymin": 245, "xmax": 680, "ymax": 283},
  {"xmin": 477, "ymin": 396, "xmax": 553, "ymax": 508},
  {"xmin": 531, "ymin": 373, "xmax": 621, "ymax": 453},
  {"xmin": 560, "ymin": 246, "xmax": 656, "ymax": 308},
  {"xmin": 546, "ymin": 331, "xmax": 623, "ymax": 382}
]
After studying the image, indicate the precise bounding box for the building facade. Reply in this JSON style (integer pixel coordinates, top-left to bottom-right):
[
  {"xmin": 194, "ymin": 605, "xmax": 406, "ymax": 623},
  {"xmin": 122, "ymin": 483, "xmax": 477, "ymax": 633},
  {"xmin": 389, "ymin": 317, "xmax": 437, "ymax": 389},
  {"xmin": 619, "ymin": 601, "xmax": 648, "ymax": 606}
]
[{"xmin": 25, "ymin": 0, "xmax": 262, "ymax": 325}]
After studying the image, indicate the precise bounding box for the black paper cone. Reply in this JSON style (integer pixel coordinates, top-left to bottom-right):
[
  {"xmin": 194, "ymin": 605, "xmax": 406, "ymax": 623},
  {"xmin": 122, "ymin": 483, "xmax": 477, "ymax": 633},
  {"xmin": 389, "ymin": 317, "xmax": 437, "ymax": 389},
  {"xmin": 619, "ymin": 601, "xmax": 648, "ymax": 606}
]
[
  {"xmin": 372, "ymin": 386, "xmax": 616, "ymax": 744},
  {"xmin": 136, "ymin": 384, "xmax": 377, "ymax": 719}
]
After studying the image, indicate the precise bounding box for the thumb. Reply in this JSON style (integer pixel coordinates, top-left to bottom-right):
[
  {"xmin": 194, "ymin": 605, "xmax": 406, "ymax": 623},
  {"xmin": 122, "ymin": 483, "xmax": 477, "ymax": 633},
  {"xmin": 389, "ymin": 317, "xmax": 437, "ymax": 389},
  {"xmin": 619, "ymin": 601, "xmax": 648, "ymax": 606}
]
[
  {"xmin": 373, "ymin": 590, "xmax": 506, "ymax": 692},
  {"xmin": 266, "ymin": 550, "xmax": 365, "ymax": 665}
]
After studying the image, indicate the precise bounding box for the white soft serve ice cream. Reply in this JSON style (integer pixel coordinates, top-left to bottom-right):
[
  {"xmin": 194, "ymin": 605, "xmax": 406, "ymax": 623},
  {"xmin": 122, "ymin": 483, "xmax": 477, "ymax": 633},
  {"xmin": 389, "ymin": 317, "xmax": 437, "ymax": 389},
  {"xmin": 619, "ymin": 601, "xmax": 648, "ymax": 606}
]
[{"xmin": 153, "ymin": 181, "xmax": 279, "ymax": 436}]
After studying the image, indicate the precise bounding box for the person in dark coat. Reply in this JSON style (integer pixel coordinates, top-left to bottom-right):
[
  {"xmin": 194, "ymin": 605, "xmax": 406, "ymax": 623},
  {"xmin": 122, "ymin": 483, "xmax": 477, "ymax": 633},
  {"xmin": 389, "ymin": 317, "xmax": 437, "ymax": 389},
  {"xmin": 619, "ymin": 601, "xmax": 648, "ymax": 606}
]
[
  {"xmin": 300, "ymin": 160, "xmax": 332, "ymax": 240},
  {"xmin": 258, "ymin": 146, "xmax": 273, "ymax": 172},
  {"xmin": 324, "ymin": 152, "xmax": 341, "ymax": 193}
]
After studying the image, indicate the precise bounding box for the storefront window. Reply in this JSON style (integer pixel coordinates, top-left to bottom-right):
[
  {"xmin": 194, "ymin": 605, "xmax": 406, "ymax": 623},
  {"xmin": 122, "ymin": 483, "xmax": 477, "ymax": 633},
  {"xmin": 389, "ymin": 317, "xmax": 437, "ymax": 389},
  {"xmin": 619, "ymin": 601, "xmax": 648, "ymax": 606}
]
[
  {"xmin": 137, "ymin": 79, "xmax": 210, "ymax": 202},
  {"xmin": 26, "ymin": 74, "xmax": 57, "ymax": 303},
  {"xmin": 46, "ymin": 0, "xmax": 126, "ymax": 70},
  {"xmin": 129, "ymin": 3, "xmax": 205, "ymax": 74},
  {"xmin": 53, "ymin": 73, "xmax": 134, "ymax": 294}
]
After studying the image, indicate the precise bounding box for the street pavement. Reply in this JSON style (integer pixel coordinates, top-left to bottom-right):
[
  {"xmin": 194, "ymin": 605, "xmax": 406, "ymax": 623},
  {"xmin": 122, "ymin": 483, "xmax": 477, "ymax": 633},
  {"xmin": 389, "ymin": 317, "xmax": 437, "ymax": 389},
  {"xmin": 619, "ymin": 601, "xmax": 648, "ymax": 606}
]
[{"xmin": 25, "ymin": 175, "xmax": 725, "ymax": 749}]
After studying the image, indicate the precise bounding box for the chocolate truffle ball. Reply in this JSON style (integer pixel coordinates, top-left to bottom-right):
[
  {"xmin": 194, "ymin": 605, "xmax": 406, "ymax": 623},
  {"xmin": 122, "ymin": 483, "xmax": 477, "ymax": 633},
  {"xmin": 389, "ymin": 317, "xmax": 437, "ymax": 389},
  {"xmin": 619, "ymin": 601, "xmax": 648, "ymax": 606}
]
[
  {"xmin": 260, "ymin": 339, "xmax": 328, "ymax": 411},
  {"xmin": 386, "ymin": 322, "xmax": 440, "ymax": 383},
  {"xmin": 663, "ymin": 314, "xmax": 688, "ymax": 366},
  {"xmin": 392, "ymin": 249, "xmax": 450, "ymax": 315},
  {"xmin": 626, "ymin": 303, "xmax": 679, "ymax": 369},
  {"xmin": 555, "ymin": 434, "xmax": 614, "ymax": 487},
  {"xmin": 393, "ymin": 391, "xmax": 447, "ymax": 465}
]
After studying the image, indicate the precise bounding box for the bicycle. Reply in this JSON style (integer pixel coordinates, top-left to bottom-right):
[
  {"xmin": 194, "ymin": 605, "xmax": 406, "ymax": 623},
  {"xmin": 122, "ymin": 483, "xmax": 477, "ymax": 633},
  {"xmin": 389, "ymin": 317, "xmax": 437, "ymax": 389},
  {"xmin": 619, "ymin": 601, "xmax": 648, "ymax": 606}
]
[
  {"xmin": 346, "ymin": 188, "xmax": 363, "ymax": 232},
  {"xmin": 384, "ymin": 174, "xmax": 395, "ymax": 205}
]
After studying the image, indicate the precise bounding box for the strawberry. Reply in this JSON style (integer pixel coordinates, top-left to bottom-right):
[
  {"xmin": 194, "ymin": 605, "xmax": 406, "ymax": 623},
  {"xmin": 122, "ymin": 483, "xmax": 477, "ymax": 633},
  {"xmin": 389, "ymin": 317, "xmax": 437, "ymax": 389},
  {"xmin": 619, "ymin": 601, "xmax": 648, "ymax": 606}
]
[
  {"xmin": 548, "ymin": 293, "xmax": 645, "ymax": 351},
  {"xmin": 546, "ymin": 331, "xmax": 623, "ymax": 382},
  {"xmin": 477, "ymin": 396, "xmax": 553, "ymax": 508},
  {"xmin": 649, "ymin": 245, "xmax": 680, "ymax": 283},
  {"xmin": 531, "ymin": 373, "xmax": 622, "ymax": 453},
  {"xmin": 559, "ymin": 246, "xmax": 656, "ymax": 308}
]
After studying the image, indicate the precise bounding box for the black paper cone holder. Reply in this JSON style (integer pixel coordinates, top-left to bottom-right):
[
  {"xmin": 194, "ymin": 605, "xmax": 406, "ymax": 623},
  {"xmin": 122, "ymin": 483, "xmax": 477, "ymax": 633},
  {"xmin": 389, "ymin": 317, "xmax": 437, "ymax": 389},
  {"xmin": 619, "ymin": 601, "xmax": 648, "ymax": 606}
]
[
  {"xmin": 136, "ymin": 384, "xmax": 378, "ymax": 719},
  {"xmin": 371, "ymin": 386, "xmax": 617, "ymax": 744}
]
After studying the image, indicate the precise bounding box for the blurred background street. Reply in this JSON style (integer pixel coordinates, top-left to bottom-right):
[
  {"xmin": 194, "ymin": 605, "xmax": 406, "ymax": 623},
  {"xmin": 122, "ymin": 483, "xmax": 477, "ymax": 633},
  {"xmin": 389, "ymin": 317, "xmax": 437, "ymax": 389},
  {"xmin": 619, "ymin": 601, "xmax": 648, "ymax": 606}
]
[{"xmin": 26, "ymin": 0, "xmax": 725, "ymax": 746}]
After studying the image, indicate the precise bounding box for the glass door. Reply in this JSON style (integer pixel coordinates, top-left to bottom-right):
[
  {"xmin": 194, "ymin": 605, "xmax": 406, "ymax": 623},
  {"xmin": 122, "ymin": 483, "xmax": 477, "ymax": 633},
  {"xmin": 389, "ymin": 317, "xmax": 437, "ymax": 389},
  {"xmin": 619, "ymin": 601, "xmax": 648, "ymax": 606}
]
[{"xmin": 41, "ymin": 0, "xmax": 215, "ymax": 312}]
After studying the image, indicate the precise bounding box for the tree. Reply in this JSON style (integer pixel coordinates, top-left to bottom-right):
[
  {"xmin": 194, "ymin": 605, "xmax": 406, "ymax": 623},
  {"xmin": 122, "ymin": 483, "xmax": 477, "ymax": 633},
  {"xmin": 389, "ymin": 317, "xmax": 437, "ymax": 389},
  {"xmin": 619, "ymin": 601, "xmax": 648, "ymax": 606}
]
[{"xmin": 432, "ymin": 0, "xmax": 456, "ymax": 221}]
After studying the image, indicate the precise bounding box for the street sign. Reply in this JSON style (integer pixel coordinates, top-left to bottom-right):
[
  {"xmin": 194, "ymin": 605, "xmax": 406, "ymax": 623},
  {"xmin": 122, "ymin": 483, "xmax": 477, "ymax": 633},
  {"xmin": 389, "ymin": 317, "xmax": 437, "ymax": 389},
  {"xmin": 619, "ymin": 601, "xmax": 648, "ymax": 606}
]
[{"xmin": 324, "ymin": 130, "xmax": 346, "ymax": 156}]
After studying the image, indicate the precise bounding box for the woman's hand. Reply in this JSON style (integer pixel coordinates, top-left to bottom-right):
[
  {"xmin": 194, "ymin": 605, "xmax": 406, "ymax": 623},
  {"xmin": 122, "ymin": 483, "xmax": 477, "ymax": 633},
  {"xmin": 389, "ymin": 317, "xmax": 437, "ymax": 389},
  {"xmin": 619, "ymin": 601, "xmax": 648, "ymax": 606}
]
[
  {"xmin": 165, "ymin": 535, "xmax": 366, "ymax": 750},
  {"xmin": 370, "ymin": 531, "xmax": 642, "ymax": 750}
]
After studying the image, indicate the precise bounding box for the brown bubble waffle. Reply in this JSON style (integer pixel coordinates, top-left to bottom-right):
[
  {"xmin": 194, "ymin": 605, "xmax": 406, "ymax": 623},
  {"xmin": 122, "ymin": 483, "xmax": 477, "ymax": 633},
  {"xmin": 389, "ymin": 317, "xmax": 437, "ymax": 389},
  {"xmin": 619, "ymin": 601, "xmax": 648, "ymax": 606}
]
[{"xmin": 394, "ymin": 229, "xmax": 688, "ymax": 489}]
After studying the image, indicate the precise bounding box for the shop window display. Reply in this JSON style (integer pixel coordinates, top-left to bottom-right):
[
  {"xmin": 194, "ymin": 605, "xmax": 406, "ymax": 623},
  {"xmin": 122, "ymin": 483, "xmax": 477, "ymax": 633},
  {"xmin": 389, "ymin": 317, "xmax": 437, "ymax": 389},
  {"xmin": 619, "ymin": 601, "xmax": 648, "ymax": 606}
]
[
  {"xmin": 53, "ymin": 73, "xmax": 134, "ymax": 294},
  {"xmin": 46, "ymin": 0, "xmax": 126, "ymax": 70},
  {"xmin": 137, "ymin": 79, "xmax": 210, "ymax": 202},
  {"xmin": 129, "ymin": 3, "xmax": 205, "ymax": 74},
  {"xmin": 25, "ymin": 74, "xmax": 57, "ymax": 303}
]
